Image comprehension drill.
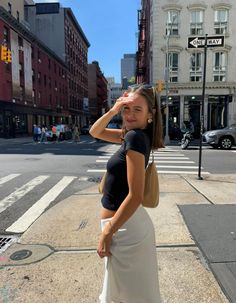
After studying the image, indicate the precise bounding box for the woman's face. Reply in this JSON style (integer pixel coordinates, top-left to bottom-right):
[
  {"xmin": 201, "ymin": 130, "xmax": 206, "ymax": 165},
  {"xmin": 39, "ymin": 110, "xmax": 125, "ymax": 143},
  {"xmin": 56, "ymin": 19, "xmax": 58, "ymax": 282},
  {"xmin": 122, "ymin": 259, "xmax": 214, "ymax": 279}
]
[{"xmin": 122, "ymin": 92, "xmax": 152, "ymax": 130}]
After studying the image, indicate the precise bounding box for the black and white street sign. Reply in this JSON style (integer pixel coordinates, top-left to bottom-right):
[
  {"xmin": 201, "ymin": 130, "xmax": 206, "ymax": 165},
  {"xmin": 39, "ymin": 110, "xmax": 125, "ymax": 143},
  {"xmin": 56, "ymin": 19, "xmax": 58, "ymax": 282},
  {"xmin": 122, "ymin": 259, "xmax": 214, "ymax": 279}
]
[{"xmin": 188, "ymin": 36, "xmax": 224, "ymax": 48}]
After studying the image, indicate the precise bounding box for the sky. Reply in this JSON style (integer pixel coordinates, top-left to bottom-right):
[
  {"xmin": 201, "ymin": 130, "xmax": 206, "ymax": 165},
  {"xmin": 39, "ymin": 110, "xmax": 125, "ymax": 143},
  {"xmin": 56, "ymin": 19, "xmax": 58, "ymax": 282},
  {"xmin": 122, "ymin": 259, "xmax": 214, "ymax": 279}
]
[{"xmin": 34, "ymin": 0, "xmax": 141, "ymax": 83}]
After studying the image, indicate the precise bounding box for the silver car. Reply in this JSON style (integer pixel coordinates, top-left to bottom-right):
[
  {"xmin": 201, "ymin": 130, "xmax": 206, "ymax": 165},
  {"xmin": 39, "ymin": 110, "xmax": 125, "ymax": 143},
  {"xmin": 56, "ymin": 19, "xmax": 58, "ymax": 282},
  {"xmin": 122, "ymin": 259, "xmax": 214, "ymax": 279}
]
[{"xmin": 203, "ymin": 124, "xmax": 236, "ymax": 149}]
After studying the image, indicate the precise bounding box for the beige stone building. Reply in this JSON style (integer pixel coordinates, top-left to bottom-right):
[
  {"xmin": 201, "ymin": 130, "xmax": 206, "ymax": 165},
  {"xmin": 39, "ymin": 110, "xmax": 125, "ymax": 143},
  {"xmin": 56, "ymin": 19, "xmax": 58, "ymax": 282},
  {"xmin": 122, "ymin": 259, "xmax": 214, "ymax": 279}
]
[{"xmin": 146, "ymin": 0, "xmax": 236, "ymax": 133}]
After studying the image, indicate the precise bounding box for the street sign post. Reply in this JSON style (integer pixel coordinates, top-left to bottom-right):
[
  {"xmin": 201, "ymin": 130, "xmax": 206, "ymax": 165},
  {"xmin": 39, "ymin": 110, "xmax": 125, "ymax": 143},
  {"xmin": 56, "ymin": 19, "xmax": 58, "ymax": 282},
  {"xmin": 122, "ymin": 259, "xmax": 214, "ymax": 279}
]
[
  {"xmin": 187, "ymin": 35, "xmax": 225, "ymax": 179},
  {"xmin": 188, "ymin": 35, "xmax": 224, "ymax": 49}
]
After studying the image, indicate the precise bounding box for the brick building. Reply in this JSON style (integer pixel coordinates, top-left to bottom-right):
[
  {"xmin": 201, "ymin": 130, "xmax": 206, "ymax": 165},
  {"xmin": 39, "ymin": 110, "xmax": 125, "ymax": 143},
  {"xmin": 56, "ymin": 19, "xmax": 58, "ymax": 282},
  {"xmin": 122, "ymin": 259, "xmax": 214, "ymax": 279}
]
[
  {"xmin": 88, "ymin": 61, "xmax": 108, "ymax": 122},
  {"xmin": 0, "ymin": 5, "xmax": 68, "ymax": 138},
  {"xmin": 25, "ymin": 2, "xmax": 90, "ymax": 127}
]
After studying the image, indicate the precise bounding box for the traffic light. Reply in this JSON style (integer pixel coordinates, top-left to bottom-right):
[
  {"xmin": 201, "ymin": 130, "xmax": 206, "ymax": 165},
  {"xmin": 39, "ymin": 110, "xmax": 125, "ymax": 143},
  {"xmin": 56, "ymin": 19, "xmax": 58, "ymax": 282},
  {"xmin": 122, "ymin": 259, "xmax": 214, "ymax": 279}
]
[
  {"xmin": 1, "ymin": 46, "xmax": 7, "ymax": 61},
  {"xmin": 156, "ymin": 80, "xmax": 165, "ymax": 92},
  {"xmin": 6, "ymin": 49, "xmax": 12, "ymax": 63},
  {"xmin": 0, "ymin": 46, "xmax": 11, "ymax": 63}
]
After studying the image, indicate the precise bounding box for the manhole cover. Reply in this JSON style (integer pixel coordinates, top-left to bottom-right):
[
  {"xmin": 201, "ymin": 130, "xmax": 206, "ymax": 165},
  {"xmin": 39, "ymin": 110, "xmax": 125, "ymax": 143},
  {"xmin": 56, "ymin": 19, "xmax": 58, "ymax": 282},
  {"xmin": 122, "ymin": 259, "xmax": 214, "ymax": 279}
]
[
  {"xmin": 10, "ymin": 249, "xmax": 32, "ymax": 261},
  {"xmin": 0, "ymin": 236, "xmax": 18, "ymax": 253}
]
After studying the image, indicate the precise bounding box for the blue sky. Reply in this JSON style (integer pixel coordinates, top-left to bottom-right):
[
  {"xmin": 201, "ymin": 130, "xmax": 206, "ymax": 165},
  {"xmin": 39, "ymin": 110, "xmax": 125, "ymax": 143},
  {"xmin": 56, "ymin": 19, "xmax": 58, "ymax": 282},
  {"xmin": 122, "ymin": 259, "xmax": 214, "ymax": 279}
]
[{"xmin": 34, "ymin": 0, "xmax": 141, "ymax": 83}]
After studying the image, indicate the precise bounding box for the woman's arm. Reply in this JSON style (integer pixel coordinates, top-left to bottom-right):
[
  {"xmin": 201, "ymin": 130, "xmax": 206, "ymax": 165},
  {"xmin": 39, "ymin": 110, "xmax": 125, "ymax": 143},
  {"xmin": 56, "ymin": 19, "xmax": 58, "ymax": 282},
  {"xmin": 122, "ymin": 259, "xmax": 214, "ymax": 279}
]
[
  {"xmin": 89, "ymin": 93, "xmax": 133, "ymax": 144},
  {"xmin": 107, "ymin": 150, "xmax": 145, "ymax": 231},
  {"xmin": 97, "ymin": 150, "xmax": 145, "ymax": 257},
  {"xmin": 89, "ymin": 109, "xmax": 123, "ymax": 144}
]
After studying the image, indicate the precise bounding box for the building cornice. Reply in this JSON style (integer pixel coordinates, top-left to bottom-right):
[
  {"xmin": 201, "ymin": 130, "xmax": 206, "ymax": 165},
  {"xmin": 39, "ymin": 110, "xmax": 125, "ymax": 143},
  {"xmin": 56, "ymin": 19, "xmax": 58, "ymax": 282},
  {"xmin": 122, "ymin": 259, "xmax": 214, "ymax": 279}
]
[
  {"xmin": 168, "ymin": 82, "xmax": 236, "ymax": 90},
  {"xmin": 211, "ymin": 3, "xmax": 232, "ymax": 10},
  {"xmin": 64, "ymin": 8, "xmax": 90, "ymax": 47},
  {"xmin": 162, "ymin": 4, "xmax": 182, "ymax": 12}
]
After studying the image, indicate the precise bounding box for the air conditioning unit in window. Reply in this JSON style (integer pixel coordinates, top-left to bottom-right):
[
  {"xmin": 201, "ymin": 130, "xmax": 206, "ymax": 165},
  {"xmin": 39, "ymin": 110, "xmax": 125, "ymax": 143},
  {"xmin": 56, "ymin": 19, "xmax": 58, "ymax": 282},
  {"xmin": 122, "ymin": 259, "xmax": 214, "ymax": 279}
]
[
  {"xmin": 38, "ymin": 59, "xmax": 41, "ymax": 63},
  {"xmin": 19, "ymin": 46, "xmax": 23, "ymax": 51}
]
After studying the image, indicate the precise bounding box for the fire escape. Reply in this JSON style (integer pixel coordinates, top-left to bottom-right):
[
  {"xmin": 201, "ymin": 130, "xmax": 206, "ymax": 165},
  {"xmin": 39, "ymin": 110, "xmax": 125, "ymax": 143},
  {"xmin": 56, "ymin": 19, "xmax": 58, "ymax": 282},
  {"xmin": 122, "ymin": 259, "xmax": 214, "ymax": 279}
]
[{"xmin": 136, "ymin": 9, "xmax": 147, "ymax": 84}]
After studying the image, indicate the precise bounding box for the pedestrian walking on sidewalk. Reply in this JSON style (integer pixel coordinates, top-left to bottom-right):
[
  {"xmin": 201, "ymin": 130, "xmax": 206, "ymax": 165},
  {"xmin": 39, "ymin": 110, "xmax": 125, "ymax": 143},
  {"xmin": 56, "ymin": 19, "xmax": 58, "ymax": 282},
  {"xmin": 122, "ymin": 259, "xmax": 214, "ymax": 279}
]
[
  {"xmin": 40, "ymin": 125, "xmax": 47, "ymax": 143},
  {"xmin": 73, "ymin": 124, "xmax": 80, "ymax": 143},
  {"xmin": 90, "ymin": 84, "xmax": 164, "ymax": 303}
]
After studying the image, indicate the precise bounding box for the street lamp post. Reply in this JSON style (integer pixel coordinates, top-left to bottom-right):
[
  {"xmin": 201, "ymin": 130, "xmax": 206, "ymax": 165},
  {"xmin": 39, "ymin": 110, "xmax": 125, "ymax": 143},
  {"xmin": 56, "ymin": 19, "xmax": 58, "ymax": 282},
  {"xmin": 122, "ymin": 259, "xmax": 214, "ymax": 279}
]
[{"xmin": 164, "ymin": 15, "xmax": 177, "ymax": 145}]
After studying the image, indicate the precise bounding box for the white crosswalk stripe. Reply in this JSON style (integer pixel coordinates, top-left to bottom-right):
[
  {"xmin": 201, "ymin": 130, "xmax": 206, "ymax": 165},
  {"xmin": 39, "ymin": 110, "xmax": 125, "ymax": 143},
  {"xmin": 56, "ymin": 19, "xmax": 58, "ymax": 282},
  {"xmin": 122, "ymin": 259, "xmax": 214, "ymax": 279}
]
[
  {"xmin": 6, "ymin": 176, "xmax": 77, "ymax": 233},
  {"xmin": 0, "ymin": 175, "xmax": 49, "ymax": 214},
  {"xmin": 0, "ymin": 174, "xmax": 20, "ymax": 185},
  {"xmin": 89, "ymin": 145, "xmax": 210, "ymax": 175}
]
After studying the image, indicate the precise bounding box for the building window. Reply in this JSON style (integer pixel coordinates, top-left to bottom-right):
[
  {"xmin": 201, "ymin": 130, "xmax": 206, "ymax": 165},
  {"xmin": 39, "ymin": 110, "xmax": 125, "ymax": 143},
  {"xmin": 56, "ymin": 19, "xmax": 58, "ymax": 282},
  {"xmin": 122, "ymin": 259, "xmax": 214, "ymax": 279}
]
[
  {"xmin": 38, "ymin": 92, "xmax": 41, "ymax": 102},
  {"xmin": 213, "ymin": 52, "xmax": 227, "ymax": 81},
  {"xmin": 190, "ymin": 52, "xmax": 202, "ymax": 82},
  {"xmin": 166, "ymin": 11, "xmax": 179, "ymax": 35},
  {"xmin": 32, "ymin": 89, "xmax": 35, "ymax": 101},
  {"xmin": 31, "ymin": 47, "xmax": 34, "ymax": 59},
  {"xmin": 32, "ymin": 69, "xmax": 35, "ymax": 82},
  {"xmin": 48, "ymin": 77, "xmax": 51, "ymax": 88},
  {"xmin": 8, "ymin": 3, "xmax": 12, "ymax": 14},
  {"xmin": 214, "ymin": 9, "xmax": 228, "ymax": 34},
  {"xmin": 3, "ymin": 27, "xmax": 9, "ymax": 43},
  {"xmin": 18, "ymin": 36, "xmax": 23, "ymax": 47},
  {"xmin": 17, "ymin": 11, "xmax": 20, "ymax": 22},
  {"xmin": 48, "ymin": 59, "xmax": 51, "ymax": 69},
  {"xmin": 190, "ymin": 10, "xmax": 203, "ymax": 35},
  {"xmin": 19, "ymin": 63, "xmax": 23, "ymax": 77},
  {"xmin": 38, "ymin": 72, "xmax": 41, "ymax": 84},
  {"xmin": 38, "ymin": 51, "xmax": 41, "ymax": 63},
  {"xmin": 166, "ymin": 52, "xmax": 178, "ymax": 82},
  {"xmin": 44, "ymin": 75, "xmax": 47, "ymax": 86}
]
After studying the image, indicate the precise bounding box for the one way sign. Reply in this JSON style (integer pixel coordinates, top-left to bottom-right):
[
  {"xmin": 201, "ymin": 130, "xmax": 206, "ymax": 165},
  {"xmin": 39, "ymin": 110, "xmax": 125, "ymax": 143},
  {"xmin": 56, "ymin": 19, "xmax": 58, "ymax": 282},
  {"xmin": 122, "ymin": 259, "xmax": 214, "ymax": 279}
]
[{"xmin": 188, "ymin": 35, "xmax": 224, "ymax": 48}]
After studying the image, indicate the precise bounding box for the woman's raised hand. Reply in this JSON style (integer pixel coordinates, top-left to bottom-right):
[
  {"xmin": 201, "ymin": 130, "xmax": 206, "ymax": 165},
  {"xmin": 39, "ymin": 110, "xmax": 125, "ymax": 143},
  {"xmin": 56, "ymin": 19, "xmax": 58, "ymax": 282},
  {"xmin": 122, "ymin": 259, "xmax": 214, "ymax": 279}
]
[{"xmin": 110, "ymin": 92, "xmax": 134, "ymax": 115}]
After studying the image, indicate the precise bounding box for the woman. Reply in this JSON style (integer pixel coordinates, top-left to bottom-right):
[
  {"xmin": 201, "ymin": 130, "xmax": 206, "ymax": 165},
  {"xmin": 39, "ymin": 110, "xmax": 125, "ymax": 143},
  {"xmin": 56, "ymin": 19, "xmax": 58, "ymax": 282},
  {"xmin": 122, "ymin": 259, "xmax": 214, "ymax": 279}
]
[{"xmin": 89, "ymin": 84, "xmax": 164, "ymax": 303}]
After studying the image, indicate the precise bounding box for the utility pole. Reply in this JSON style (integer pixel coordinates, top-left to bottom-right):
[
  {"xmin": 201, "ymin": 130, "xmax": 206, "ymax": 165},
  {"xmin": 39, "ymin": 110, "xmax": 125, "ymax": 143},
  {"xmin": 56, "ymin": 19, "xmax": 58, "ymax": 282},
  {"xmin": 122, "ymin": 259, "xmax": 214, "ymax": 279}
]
[{"xmin": 164, "ymin": 15, "xmax": 177, "ymax": 145}]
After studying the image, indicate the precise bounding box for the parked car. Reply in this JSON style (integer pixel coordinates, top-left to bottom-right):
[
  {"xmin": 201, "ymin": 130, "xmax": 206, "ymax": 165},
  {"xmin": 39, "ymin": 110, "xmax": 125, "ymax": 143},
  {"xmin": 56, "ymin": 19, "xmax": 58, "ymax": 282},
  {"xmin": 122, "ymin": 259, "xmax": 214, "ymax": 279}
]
[
  {"xmin": 80, "ymin": 125, "xmax": 90, "ymax": 135},
  {"xmin": 202, "ymin": 124, "xmax": 236, "ymax": 149}
]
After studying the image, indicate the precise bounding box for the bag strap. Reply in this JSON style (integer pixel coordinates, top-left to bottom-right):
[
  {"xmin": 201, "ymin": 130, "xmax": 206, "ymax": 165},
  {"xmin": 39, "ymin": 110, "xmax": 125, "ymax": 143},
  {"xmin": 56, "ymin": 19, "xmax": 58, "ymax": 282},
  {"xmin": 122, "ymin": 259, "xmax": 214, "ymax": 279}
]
[{"xmin": 151, "ymin": 150, "xmax": 154, "ymax": 163}]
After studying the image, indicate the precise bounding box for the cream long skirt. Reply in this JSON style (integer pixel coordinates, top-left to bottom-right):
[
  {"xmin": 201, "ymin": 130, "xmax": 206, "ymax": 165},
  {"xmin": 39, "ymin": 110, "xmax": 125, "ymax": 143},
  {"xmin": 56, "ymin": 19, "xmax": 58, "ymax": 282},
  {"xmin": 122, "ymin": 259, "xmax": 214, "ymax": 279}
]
[{"xmin": 99, "ymin": 206, "xmax": 162, "ymax": 303}]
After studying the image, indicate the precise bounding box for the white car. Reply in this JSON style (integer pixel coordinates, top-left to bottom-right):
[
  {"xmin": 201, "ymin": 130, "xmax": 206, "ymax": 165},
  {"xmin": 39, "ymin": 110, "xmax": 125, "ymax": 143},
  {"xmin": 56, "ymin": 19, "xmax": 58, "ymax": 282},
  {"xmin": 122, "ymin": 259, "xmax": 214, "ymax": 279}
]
[{"xmin": 203, "ymin": 124, "xmax": 236, "ymax": 149}]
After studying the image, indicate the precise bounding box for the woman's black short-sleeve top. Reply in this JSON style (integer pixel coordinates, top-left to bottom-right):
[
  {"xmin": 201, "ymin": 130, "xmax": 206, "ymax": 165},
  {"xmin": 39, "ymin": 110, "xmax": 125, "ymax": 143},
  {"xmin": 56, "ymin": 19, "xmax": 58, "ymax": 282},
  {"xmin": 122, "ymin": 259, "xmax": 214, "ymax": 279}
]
[{"xmin": 101, "ymin": 128, "xmax": 151, "ymax": 211}]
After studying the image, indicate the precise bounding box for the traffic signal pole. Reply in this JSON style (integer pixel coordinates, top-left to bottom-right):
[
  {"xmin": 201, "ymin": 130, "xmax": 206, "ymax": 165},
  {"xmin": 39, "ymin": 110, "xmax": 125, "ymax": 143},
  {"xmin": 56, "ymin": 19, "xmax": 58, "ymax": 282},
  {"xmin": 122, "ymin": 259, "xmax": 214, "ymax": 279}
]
[{"xmin": 198, "ymin": 34, "xmax": 208, "ymax": 180}]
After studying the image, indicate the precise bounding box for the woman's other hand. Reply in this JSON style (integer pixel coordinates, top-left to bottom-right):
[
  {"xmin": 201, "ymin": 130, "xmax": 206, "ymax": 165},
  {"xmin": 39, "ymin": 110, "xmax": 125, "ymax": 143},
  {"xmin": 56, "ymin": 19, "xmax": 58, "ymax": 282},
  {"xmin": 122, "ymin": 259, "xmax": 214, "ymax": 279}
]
[{"xmin": 97, "ymin": 222, "xmax": 113, "ymax": 258}]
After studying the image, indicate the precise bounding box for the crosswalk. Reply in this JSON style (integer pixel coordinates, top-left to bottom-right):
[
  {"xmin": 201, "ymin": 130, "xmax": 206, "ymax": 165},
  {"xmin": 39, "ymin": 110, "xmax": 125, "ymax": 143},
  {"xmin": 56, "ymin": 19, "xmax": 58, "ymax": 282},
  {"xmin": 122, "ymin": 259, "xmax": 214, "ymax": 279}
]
[
  {"xmin": 0, "ymin": 174, "xmax": 80, "ymax": 234},
  {"xmin": 87, "ymin": 145, "xmax": 210, "ymax": 175},
  {"xmin": 0, "ymin": 146, "xmax": 210, "ymax": 235}
]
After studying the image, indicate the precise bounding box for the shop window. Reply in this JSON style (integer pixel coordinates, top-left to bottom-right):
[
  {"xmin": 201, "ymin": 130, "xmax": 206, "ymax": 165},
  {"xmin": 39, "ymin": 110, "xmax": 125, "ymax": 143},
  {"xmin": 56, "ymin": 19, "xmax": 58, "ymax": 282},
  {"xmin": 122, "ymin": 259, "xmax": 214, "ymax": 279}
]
[
  {"xmin": 214, "ymin": 9, "xmax": 228, "ymax": 34},
  {"xmin": 190, "ymin": 10, "xmax": 203, "ymax": 35},
  {"xmin": 213, "ymin": 52, "xmax": 227, "ymax": 82}
]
